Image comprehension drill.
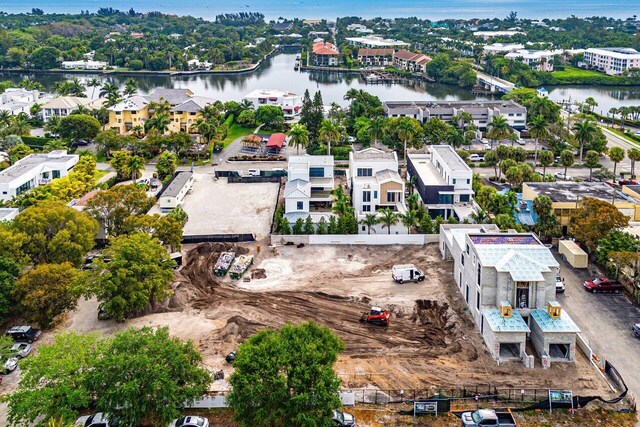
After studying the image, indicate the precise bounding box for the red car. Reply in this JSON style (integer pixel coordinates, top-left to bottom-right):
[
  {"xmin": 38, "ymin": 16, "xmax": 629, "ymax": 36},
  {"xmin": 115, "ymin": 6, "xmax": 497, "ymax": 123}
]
[{"xmin": 583, "ymin": 277, "xmax": 623, "ymax": 294}]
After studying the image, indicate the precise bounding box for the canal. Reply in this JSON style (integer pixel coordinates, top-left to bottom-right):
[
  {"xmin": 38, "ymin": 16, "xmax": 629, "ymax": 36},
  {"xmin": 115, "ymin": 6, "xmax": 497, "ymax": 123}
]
[{"xmin": 2, "ymin": 53, "xmax": 639, "ymax": 110}]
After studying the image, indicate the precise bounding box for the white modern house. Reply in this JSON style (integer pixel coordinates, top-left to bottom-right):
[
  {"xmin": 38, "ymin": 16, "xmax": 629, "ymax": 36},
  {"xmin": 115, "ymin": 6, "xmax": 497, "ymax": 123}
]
[
  {"xmin": 505, "ymin": 49, "xmax": 562, "ymax": 72},
  {"xmin": 283, "ymin": 155, "xmax": 335, "ymax": 225},
  {"xmin": 407, "ymin": 146, "xmax": 474, "ymax": 221},
  {"xmin": 439, "ymin": 225, "xmax": 580, "ymax": 366},
  {"xmin": 243, "ymin": 89, "xmax": 303, "ymax": 119},
  {"xmin": 482, "ymin": 43, "xmax": 525, "ymax": 54},
  {"xmin": 159, "ymin": 172, "xmax": 194, "ymax": 211},
  {"xmin": 348, "ymin": 148, "xmax": 406, "ymax": 234},
  {"xmin": 583, "ymin": 47, "xmax": 640, "ymax": 75},
  {"xmin": 345, "ymin": 36, "xmax": 409, "ymax": 48},
  {"xmin": 474, "ymin": 30, "xmax": 525, "ymax": 40},
  {"xmin": 0, "ymin": 151, "xmax": 79, "ymax": 201},
  {"xmin": 61, "ymin": 60, "xmax": 108, "ymax": 70},
  {"xmin": 41, "ymin": 97, "xmax": 105, "ymax": 122},
  {"xmin": 0, "ymin": 89, "xmax": 41, "ymax": 116}
]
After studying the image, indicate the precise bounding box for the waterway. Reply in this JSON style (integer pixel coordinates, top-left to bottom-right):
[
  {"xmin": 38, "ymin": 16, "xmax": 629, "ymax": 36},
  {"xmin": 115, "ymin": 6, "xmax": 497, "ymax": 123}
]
[{"xmin": 2, "ymin": 53, "xmax": 639, "ymax": 111}]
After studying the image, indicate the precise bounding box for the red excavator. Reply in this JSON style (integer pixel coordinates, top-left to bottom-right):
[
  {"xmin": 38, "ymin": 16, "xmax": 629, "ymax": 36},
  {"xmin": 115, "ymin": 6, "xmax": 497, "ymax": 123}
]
[{"xmin": 360, "ymin": 306, "xmax": 390, "ymax": 326}]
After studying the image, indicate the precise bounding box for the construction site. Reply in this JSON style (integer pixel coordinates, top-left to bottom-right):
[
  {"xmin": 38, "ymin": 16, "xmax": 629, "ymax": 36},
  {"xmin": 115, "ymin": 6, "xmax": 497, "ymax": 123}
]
[{"xmin": 88, "ymin": 240, "xmax": 608, "ymax": 397}]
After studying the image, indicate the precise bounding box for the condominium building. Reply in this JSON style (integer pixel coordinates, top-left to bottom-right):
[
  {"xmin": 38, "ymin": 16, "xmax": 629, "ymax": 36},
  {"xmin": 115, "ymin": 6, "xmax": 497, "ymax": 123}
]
[
  {"xmin": 108, "ymin": 96, "xmax": 150, "ymax": 134},
  {"xmin": 383, "ymin": 100, "xmax": 527, "ymax": 131},
  {"xmin": 407, "ymin": 146, "xmax": 474, "ymax": 221},
  {"xmin": 357, "ymin": 49, "xmax": 395, "ymax": 67},
  {"xmin": 0, "ymin": 151, "xmax": 79, "ymax": 201},
  {"xmin": 505, "ymin": 49, "xmax": 562, "ymax": 72},
  {"xmin": 473, "ymin": 30, "xmax": 525, "ymax": 40},
  {"xmin": 283, "ymin": 155, "xmax": 335, "ymax": 224},
  {"xmin": 482, "ymin": 43, "xmax": 525, "ymax": 54},
  {"xmin": 348, "ymin": 148, "xmax": 406, "ymax": 234},
  {"xmin": 392, "ymin": 50, "xmax": 431, "ymax": 73},
  {"xmin": 41, "ymin": 97, "xmax": 105, "ymax": 123},
  {"xmin": 0, "ymin": 88, "xmax": 42, "ymax": 116},
  {"xmin": 345, "ymin": 35, "xmax": 409, "ymax": 48},
  {"xmin": 440, "ymin": 225, "xmax": 579, "ymax": 366},
  {"xmin": 242, "ymin": 89, "xmax": 302, "ymax": 119},
  {"xmin": 312, "ymin": 41, "xmax": 340, "ymax": 67},
  {"xmin": 583, "ymin": 47, "xmax": 640, "ymax": 75},
  {"xmin": 61, "ymin": 60, "xmax": 108, "ymax": 70}
]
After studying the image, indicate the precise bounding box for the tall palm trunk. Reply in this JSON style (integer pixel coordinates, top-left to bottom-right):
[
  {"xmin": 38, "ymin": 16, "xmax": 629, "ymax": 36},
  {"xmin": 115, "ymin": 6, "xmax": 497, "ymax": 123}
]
[{"xmin": 533, "ymin": 139, "xmax": 538, "ymax": 171}]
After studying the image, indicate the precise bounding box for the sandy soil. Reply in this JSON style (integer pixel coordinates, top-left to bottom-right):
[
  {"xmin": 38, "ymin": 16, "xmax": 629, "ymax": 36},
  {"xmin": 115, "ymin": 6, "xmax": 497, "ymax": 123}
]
[{"xmin": 62, "ymin": 241, "xmax": 613, "ymax": 397}]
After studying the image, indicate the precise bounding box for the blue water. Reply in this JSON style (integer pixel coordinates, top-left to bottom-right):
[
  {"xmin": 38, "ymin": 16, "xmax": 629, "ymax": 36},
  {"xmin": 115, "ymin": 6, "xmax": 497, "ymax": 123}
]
[{"xmin": 0, "ymin": 0, "xmax": 638, "ymax": 20}]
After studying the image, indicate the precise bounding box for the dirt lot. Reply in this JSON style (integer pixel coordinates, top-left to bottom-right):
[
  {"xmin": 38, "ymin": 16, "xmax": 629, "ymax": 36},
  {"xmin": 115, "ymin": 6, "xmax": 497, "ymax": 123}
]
[
  {"xmin": 149, "ymin": 174, "xmax": 279, "ymax": 239},
  {"xmin": 63, "ymin": 241, "xmax": 612, "ymax": 397}
]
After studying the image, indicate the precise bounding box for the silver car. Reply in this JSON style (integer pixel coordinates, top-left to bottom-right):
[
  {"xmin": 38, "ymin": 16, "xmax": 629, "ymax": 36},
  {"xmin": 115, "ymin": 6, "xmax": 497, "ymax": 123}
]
[
  {"xmin": 2, "ymin": 357, "xmax": 18, "ymax": 374},
  {"xmin": 11, "ymin": 342, "xmax": 32, "ymax": 358}
]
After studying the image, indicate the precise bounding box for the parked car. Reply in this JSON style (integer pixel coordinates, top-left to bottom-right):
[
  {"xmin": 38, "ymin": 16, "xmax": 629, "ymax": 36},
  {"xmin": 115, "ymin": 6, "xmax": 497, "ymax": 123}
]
[
  {"xmin": 469, "ymin": 154, "xmax": 484, "ymax": 162},
  {"xmin": 169, "ymin": 416, "xmax": 210, "ymax": 427},
  {"xmin": 516, "ymin": 139, "xmax": 526, "ymax": 146},
  {"xmin": 10, "ymin": 342, "xmax": 32, "ymax": 358},
  {"xmin": 2, "ymin": 357, "xmax": 18, "ymax": 374},
  {"xmin": 247, "ymin": 168, "xmax": 261, "ymax": 177},
  {"xmin": 555, "ymin": 276, "xmax": 565, "ymax": 294},
  {"xmin": 634, "ymin": 131, "xmax": 640, "ymax": 137},
  {"xmin": 619, "ymin": 179, "xmax": 637, "ymax": 186},
  {"xmin": 332, "ymin": 410, "xmax": 356, "ymax": 427},
  {"xmin": 461, "ymin": 409, "xmax": 516, "ymax": 427},
  {"xmin": 75, "ymin": 413, "xmax": 120, "ymax": 427},
  {"xmin": 554, "ymin": 172, "xmax": 572, "ymax": 181},
  {"xmin": 583, "ymin": 277, "xmax": 623, "ymax": 293},
  {"xmin": 97, "ymin": 304, "xmax": 111, "ymax": 321},
  {"xmin": 6, "ymin": 326, "xmax": 41, "ymax": 343},
  {"xmin": 225, "ymin": 351, "xmax": 237, "ymax": 364},
  {"xmin": 392, "ymin": 264, "xmax": 425, "ymax": 284},
  {"xmin": 135, "ymin": 177, "xmax": 150, "ymax": 186},
  {"xmin": 632, "ymin": 323, "xmax": 640, "ymax": 338}
]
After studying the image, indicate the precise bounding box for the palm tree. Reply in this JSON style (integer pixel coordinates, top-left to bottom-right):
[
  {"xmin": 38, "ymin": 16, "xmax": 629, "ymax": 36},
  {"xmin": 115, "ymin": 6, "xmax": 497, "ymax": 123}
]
[
  {"xmin": 200, "ymin": 105, "xmax": 220, "ymax": 122},
  {"xmin": 609, "ymin": 147, "xmax": 626, "ymax": 183},
  {"xmin": 486, "ymin": 115, "xmax": 511, "ymax": 149},
  {"xmin": 378, "ymin": 208, "xmax": 399, "ymax": 234},
  {"xmin": 469, "ymin": 208, "xmax": 489, "ymax": 224},
  {"xmin": 10, "ymin": 113, "xmax": 31, "ymax": 136},
  {"xmin": 287, "ymin": 123, "xmax": 310, "ymax": 155},
  {"xmin": 359, "ymin": 213, "xmax": 379, "ymax": 235},
  {"xmin": 144, "ymin": 113, "xmax": 170, "ymax": 136},
  {"xmin": 148, "ymin": 99, "xmax": 171, "ymax": 116},
  {"xmin": 71, "ymin": 105, "xmax": 92, "ymax": 115},
  {"xmin": 628, "ymin": 148, "xmax": 640, "ymax": 179},
  {"xmin": 126, "ymin": 155, "xmax": 145, "ymax": 180},
  {"xmin": 43, "ymin": 139, "xmax": 67, "ymax": 152},
  {"xmin": 131, "ymin": 125, "xmax": 144, "ymax": 138},
  {"xmin": 319, "ymin": 120, "xmax": 340, "ymax": 156},
  {"xmin": 400, "ymin": 210, "xmax": 417, "ymax": 234},
  {"xmin": 444, "ymin": 128, "xmax": 464, "ymax": 148},
  {"xmin": 396, "ymin": 117, "xmax": 418, "ymax": 160},
  {"xmin": 123, "ymin": 78, "xmax": 138, "ymax": 97},
  {"xmin": 527, "ymin": 115, "xmax": 548, "ymax": 170},
  {"xmin": 609, "ymin": 107, "xmax": 618, "ymax": 127},
  {"xmin": 369, "ymin": 117, "xmax": 386, "ymax": 146},
  {"xmin": 572, "ymin": 119, "xmax": 597, "ymax": 163},
  {"xmin": 87, "ymin": 78, "xmax": 101, "ymax": 99},
  {"xmin": 0, "ymin": 110, "xmax": 13, "ymax": 129}
]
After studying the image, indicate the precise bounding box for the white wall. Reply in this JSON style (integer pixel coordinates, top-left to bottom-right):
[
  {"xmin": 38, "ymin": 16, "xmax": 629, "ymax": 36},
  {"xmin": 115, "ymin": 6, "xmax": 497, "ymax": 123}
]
[
  {"xmin": 270, "ymin": 234, "xmax": 439, "ymax": 245},
  {"xmin": 285, "ymin": 196, "xmax": 308, "ymax": 213}
]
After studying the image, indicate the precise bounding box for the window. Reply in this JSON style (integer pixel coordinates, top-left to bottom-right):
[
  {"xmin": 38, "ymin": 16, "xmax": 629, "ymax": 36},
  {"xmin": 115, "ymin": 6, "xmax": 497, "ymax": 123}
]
[
  {"xmin": 516, "ymin": 282, "xmax": 530, "ymax": 309},
  {"xmin": 477, "ymin": 264, "xmax": 481, "ymax": 285},
  {"xmin": 309, "ymin": 167, "xmax": 324, "ymax": 178},
  {"xmin": 452, "ymin": 178, "xmax": 456, "ymax": 184},
  {"xmin": 460, "ymin": 194, "xmax": 470, "ymax": 202},
  {"xmin": 373, "ymin": 191, "xmax": 378, "ymax": 199},
  {"xmin": 467, "ymin": 179, "xmax": 470, "ymax": 184},
  {"xmin": 476, "ymin": 290, "xmax": 480, "ymax": 311},
  {"xmin": 465, "ymin": 284, "xmax": 469, "ymax": 303},
  {"xmin": 461, "ymin": 253, "xmax": 464, "ymax": 265},
  {"xmin": 296, "ymin": 201, "xmax": 303, "ymax": 210},
  {"xmin": 357, "ymin": 168, "xmax": 372, "ymax": 177},
  {"xmin": 465, "ymin": 244, "xmax": 470, "ymax": 255},
  {"xmin": 387, "ymin": 192, "xmax": 397, "ymax": 203},
  {"xmin": 52, "ymin": 171, "xmax": 61, "ymax": 179},
  {"xmin": 363, "ymin": 205, "xmax": 371, "ymax": 212},
  {"xmin": 438, "ymin": 194, "xmax": 453, "ymax": 204},
  {"xmin": 362, "ymin": 191, "xmax": 371, "ymax": 202}
]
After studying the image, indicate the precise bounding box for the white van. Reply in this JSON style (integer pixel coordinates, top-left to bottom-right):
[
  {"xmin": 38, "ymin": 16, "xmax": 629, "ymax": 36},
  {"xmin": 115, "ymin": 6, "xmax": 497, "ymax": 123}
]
[
  {"xmin": 247, "ymin": 169, "xmax": 261, "ymax": 177},
  {"xmin": 392, "ymin": 264, "xmax": 425, "ymax": 284}
]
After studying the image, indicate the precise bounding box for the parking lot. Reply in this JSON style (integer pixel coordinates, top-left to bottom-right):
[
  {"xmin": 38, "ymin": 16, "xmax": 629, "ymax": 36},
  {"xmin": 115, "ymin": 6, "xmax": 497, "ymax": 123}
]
[
  {"xmin": 172, "ymin": 173, "xmax": 279, "ymax": 240},
  {"xmin": 554, "ymin": 251, "xmax": 640, "ymax": 401}
]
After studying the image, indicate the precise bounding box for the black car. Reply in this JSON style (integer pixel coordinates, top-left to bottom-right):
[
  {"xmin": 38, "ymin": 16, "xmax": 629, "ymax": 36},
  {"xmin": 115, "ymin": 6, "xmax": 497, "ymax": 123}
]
[{"xmin": 6, "ymin": 326, "xmax": 41, "ymax": 343}]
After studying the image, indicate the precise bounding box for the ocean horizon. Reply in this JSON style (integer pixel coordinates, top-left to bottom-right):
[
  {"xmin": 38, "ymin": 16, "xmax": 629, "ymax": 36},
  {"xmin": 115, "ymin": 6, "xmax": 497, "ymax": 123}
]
[{"xmin": 1, "ymin": 0, "xmax": 638, "ymax": 21}]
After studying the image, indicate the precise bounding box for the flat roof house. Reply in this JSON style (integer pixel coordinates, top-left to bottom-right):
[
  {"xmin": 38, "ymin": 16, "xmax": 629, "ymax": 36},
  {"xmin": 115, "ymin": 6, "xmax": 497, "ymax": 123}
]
[
  {"xmin": 439, "ymin": 225, "xmax": 579, "ymax": 366},
  {"xmin": 348, "ymin": 148, "xmax": 406, "ymax": 234},
  {"xmin": 0, "ymin": 88, "xmax": 41, "ymax": 116},
  {"xmin": 345, "ymin": 36, "xmax": 409, "ymax": 48},
  {"xmin": 0, "ymin": 151, "xmax": 79, "ymax": 201},
  {"xmin": 42, "ymin": 97, "xmax": 105, "ymax": 123},
  {"xmin": 407, "ymin": 146, "xmax": 474, "ymax": 221},
  {"xmin": 505, "ymin": 49, "xmax": 562, "ymax": 72},
  {"xmin": 243, "ymin": 89, "xmax": 302, "ymax": 119},
  {"xmin": 284, "ymin": 155, "xmax": 335, "ymax": 224},
  {"xmin": 522, "ymin": 181, "xmax": 640, "ymax": 235},
  {"xmin": 61, "ymin": 60, "xmax": 108, "ymax": 70},
  {"xmin": 159, "ymin": 172, "xmax": 194, "ymax": 211},
  {"xmin": 583, "ymin": 47, "xmax": 640, "ymax": 75},
  {"xmin": 383, "ymin": 100, "xmax": 527, "ymax": 131}
]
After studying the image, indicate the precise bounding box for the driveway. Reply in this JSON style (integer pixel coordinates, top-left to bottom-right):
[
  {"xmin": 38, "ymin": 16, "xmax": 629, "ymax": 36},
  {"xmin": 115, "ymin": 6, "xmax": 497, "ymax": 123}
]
[{"xmin": 554, "ymin": 252, "xmax": 640, "ymax": 406}]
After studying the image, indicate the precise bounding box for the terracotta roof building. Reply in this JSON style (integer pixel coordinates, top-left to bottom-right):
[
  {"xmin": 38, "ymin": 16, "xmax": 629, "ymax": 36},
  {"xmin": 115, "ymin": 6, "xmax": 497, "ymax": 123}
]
[
  {"xmin": 357, "ymin": 48, "xmax": 395, "ymax": 67},
  {"xmin": 312, "ymin": 41, "xmax": 339, "ymax": 67},
  {"xmin": 392, "ymin": 49, "xmax": 431, "ymax": 73}
]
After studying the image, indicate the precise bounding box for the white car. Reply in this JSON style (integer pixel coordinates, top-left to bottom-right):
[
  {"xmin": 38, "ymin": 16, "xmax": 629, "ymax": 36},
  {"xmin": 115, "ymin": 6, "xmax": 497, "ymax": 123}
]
[
  {"xmin": 469, "ymin": 154, "xmax": 484, "ymax": 162},
  {"xmin": 75, "ymin": 413, "xmax": 118, "ymax": 427},
  {"xmin": 10, "ymin": 342, "xmax": 32, "ymax": 358},
  {"xmin": 555, "ymin": 172, "xmax": 572, "ymax": 181},
  {"xmin": 169, "ymin": 416, "xmax": 210, "ymax": 427},
  {"xmin": 2, "ymin": 357, "xmax": 18, "ymax": 374},
  {"xmin": 556, "ymin": 276, "xmax": 565, "ymax": 294}
]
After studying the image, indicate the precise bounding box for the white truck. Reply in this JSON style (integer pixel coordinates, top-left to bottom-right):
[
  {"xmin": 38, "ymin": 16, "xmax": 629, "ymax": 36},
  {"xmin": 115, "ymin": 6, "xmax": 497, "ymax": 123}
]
[
  {"xmin": 461, "ymin": 409, "xmax": 517, "ymax": 427},
  {"xmin": 391, "ymin": 264, "xmax": 425, "ymax": 284}
]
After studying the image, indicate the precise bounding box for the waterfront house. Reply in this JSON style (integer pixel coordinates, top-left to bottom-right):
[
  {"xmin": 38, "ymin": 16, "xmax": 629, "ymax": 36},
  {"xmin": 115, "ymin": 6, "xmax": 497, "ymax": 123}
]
[
  {"xmin": 42, "ymin": 97, "xmax": 105, "ymax": 123},
  {"xmin": 312, "ymin": 41, "xmax": 340, "ymax": 67},
  {"xmin": 108, "ymin": 96, "xmax": 150, "ymax": 135},
  {"xmin": 0, "ymin": 151, "xmax": 79, "ymax": 201},
  {"xmin": 345, "ymin": 35, "xmax": 409, "ymax": 48},
  {"xmin": 243, "ymin": 89, "xmax": 302, "ymax": 119},
  {"xmin": 61, "ymin": 60, "xmax": 108, "ymax": 70},
  {"xmin": 0, "ymin": 88, "xmax": 42, "ymax": 116},
  {"xmin": 357, "ymin": 49, "xmax": 395, "ymax": 67},
  {"xmin": 504, "ymin": 49, "xmax": 563, "ymax": 72},
  {"xmin": 348, "ymin": 148, "xmax": 406, "ymax": 234},
  {"xmin": 407, "ymin": 146, "xmax": 474, "ymax": 221},
  {"xmin": 583, "ymin": 47, "xmax": 640, "ymax": 75},
  {"xmin": 392, "ymin": 49, "xmax": 431, "ymax": 73}
]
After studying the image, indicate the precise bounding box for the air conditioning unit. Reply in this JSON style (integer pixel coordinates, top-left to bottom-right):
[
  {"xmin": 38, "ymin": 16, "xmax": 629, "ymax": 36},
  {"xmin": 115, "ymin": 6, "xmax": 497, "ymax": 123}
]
[{"xmin": 499, "ymin": 301, "xmax": 512, "ymax": 318}]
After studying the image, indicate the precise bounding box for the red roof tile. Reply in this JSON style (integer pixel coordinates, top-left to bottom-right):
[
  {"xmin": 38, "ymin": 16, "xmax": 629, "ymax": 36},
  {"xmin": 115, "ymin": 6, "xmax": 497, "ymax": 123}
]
[{"xmin": 266, "ymin": 133, "xmax": 286, "ymax": 149}]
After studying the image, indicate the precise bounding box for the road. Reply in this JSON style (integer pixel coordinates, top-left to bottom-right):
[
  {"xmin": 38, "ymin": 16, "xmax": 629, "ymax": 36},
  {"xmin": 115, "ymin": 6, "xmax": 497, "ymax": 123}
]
[{"xmin": 555, "ymin": 252, "xmax": 640, "ymax": 413}]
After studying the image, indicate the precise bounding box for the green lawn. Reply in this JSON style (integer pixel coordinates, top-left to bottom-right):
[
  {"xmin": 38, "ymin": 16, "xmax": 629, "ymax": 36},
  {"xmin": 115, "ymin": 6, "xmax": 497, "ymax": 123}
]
[
  {"xmin": 551, "ymin": 66, "xmax": 606, "ymax": 79},
  {"xmin": 221, "ymin": 123, "xmax": 255, "ymax": 148}
]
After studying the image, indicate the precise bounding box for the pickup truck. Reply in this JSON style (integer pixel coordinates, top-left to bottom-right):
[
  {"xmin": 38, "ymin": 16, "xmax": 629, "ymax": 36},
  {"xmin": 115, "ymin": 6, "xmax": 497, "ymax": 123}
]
[
  {"xmin": 461, "ymin": 409, "xmax": 516, "ymax": 427},
  {"xmin": 582, "ymin": 277, "xmax": 623, "ymax": 294}
]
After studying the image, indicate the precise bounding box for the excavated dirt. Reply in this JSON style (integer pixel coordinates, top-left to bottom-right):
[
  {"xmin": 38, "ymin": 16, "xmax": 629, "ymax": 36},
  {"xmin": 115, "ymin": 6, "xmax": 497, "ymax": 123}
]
[{"xmin": 160, "ymin": 242, "xmax": 612, "ymax": 396}]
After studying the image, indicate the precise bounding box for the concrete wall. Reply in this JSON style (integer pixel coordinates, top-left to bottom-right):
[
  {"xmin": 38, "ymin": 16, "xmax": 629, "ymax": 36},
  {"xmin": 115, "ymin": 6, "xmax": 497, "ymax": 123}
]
[
  {"xmin": 482, "ymin": 327, "xmax": 527, "ymax": 362},
  {"xmin": 270, "ymin": 234, "xmax": 439, "ymax": 245},
  {"xmin": 530, "ymin": 317, "xmax": 577, "ymax": 363}
]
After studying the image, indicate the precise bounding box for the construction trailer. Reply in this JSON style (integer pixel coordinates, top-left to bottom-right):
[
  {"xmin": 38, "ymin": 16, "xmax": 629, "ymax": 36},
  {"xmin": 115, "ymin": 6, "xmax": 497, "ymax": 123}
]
[{"xmin": 558, "ymin": 240, "xmax": 588, "ymax": 269}]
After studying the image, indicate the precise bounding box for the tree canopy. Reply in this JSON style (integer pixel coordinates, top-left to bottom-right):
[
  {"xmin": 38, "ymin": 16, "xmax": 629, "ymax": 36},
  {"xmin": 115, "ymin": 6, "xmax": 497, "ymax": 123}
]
[{"xmin": 570, "ymin": 197, "xmax": 629, "ymax": 251}]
